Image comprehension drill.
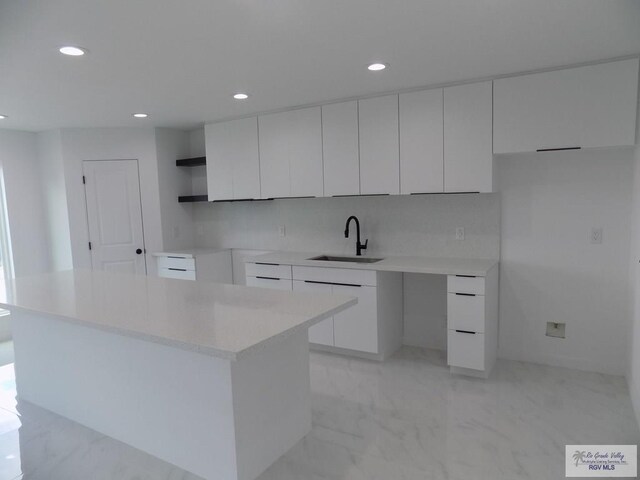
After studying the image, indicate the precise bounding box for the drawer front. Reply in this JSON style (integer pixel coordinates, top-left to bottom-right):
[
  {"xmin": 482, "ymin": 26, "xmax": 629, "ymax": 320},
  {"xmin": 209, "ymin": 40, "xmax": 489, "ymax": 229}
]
[
  {"xmin": 245, "ymin": 263, "xmax": 293, "ymax": 280},
  {"xmin": 447, "ymin": 330, "xmax": 485, "ymax": 370},
  {"xmin": 157, "ymin": 256, "xmax": 196, "ymax": 271},
  {"xmin": 246, "ymin": 276, "xmax": 292, "ymax": 291},
  {"xmin": 292, "ymin": 266, "xmax": 377, "ymax": 287},
  {"xmin": 447, "ymin": 293, "xmax": 485, "ymax": 333},
  {"xmin": 158, "ymin": 268, "xmax": 196, "ymax": 281},
  {"xmin": 447, "ymin": 275, "xmax": 485, "ymax": 295}
]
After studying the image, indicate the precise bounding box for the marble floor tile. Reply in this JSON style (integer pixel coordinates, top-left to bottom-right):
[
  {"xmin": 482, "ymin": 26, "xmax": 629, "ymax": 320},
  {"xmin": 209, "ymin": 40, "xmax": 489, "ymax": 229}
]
[{"xmin": 0, "ymin": 346, "xmax": 636, "ymax": 480}]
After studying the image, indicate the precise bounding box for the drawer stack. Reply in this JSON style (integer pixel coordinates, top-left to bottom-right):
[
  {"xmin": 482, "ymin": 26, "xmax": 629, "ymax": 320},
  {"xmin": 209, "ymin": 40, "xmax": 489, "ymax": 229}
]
[
  {"xmin": 446, "ymin": 270, "xmax": 497, "ymax": 376},
  {"xmin": 245, "ymin": 263, "xmax": 293, "ymax": 290},
  {"xmin": 158, "ymin": 256, "xmax": 196, "ymax": 281}
]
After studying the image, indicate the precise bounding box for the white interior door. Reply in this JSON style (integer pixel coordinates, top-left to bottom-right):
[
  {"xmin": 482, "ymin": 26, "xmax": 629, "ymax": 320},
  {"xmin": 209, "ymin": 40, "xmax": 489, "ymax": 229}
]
[{"xmin": 83, "ymin": 160, "xmax": 146, "ymax": 274}]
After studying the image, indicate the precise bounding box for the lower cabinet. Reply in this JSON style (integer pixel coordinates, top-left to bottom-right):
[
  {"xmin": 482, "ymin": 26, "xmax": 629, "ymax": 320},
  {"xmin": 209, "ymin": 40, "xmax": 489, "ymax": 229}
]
[
  {"xmin": 247, "ymin": 262, "xmax": 402, "ymax": 359},
  {"xmin": 446, "ymin": 267, "xmax": 498, "ymax": 377},
  {"xmin": 155, "ymin": 250, "xmax": 232, "ymax": 283}
]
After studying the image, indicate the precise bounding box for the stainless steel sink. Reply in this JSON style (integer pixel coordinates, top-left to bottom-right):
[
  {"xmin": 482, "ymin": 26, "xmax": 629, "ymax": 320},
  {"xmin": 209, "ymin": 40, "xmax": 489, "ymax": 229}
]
[{"xmin": 307, "ymin": 255, "xmax": 383, "ymax": 264}]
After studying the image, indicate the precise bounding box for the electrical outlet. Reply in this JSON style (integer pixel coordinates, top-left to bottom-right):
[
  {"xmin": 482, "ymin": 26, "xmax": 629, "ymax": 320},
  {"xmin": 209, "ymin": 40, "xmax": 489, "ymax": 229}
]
[
  {"xmin": 278, "ymin": 225, "xmax": 286, "ymax": 237},
  {"xmin": 590, "ymin": 227, "xmax": 603, "ymax": 245},
  {"xmin": 546, "ymin": 322, "xmax": 566, "ymax": 338},
  {"xmin": 455, "ymin": 227, "xmax": 465, "ymax": 241}
]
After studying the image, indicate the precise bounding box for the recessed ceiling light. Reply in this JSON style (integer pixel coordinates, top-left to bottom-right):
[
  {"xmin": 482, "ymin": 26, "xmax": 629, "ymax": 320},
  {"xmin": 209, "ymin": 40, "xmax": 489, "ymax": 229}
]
[
  {"xmin": 0, "ymin": 115, "xmax": 7, "ymax": 120},
  {"xmin": 132, "ymin": 113, "xmax": 149, "ymax": 118},
  {"xmin": 233, "ymin": 93, "xmax": 249, "ymax": 100},
  {"xmin": 367, "ymin": 63, "xmax": 387, "ymax": 71},
  {"xmin": 59, "ymin": 46, "xmax": 87, "ymax": 56}
]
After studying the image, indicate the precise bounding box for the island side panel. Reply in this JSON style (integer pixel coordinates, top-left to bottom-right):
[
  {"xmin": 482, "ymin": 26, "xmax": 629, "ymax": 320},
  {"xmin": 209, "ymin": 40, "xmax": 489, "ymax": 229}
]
[
  {"xmin": 231, "ymin": 329, "xmax": 312, "ymax": 480},
  {"xmin": 10, "ymin": 310, "xmax": 239, "ymax": 480}
]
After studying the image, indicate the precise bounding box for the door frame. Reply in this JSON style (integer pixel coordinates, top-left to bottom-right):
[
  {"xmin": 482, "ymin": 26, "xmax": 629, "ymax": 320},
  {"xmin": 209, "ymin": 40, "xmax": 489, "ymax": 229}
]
[{"xmin": 82, "ymin": 159, "xmax": 148, "ymax": 274}]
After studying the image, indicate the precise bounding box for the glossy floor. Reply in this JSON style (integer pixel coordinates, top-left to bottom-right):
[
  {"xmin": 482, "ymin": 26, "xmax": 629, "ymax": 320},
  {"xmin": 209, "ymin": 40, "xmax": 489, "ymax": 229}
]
[{"xmin": 0, "ymin": 347, "xmax": 638, "ymax": 480}]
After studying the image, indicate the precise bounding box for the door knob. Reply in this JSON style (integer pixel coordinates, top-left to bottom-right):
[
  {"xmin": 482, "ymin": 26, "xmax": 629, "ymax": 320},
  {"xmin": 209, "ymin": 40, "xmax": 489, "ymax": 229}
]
[{"xmin": 136, "ymin": 248, "xmax": 143, "ymax": 255}]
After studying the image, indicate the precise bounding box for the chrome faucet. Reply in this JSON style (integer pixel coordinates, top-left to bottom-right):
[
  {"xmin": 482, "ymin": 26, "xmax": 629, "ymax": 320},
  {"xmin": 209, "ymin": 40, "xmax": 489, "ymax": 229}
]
[{"xmin": 344, "ymin": 215, "xmax": 368, "ymax": 256}]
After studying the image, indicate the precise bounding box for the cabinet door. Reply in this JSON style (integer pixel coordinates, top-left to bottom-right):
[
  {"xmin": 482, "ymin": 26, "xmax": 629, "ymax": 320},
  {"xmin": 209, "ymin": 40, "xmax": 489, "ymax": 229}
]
[
  {"xmin": 332, "ymin": 285, "xmax": 378, "ymax": 353},
  {"xmin": 288, "ymin": 107, "xmax": 323, "ymax": 197},
  {"xmin": 494, "ymin": 59, "xmax": 639, "ymax": 154},
  {"xmin": 258, "ymin": 107, "xmax": 323, "ymax": 198},
  {"xmin": 232, "ymin": 118, "xmax": 261, "ymax": 199},
  {"xmin": 399, "ymin": 89, "xmax": 444, "ymax": 194},
  {"xmin": 322, "ymin": 101, "xmax": 360, "ymax": 196},
  {"xmin": 293, "ymin": 280, "xmax": 334, "ymax": 346},
  {"xmin": 444, "ymin": 81, "xmax": 493, "ymax": 193},
  {"xmin": 205, "ymin": 122, "xmax": 233, "ymax": 201},
  {"xmin": 359, "ymin": 95, "xmax": 400, "ymax": 195},
  {"xmin": 258, "ymin": 113, "xmax": 292, "ymax": 199}
]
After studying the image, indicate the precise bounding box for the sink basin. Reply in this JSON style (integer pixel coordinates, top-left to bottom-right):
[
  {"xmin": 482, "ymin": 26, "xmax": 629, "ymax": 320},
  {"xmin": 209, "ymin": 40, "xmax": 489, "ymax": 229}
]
[{"xmin": 307, "ymin": 255, "xmax": 383, "ymax": 264}]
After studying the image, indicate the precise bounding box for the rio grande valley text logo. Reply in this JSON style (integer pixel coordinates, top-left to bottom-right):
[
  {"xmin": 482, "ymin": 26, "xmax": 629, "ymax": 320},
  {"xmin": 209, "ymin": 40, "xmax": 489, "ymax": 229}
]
[{"xmin": 566, "ymin": 445, "xmax": 637, "ymax": 477}]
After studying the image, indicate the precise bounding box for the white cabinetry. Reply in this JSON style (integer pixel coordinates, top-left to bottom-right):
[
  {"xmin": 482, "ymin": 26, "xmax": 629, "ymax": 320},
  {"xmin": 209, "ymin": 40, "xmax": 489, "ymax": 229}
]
[
  {"xmin": 399, "ymin": 89, "xmax": 444, "ymax": 193},
  {"xmin": 494, "ymin": 59, "xmax": 639, "ymax": 154},
  {"xmin": 258, "ymin": 107, "xmax": 323, "ymax": 198},
  {"xmin": 245, "ymin": 263, "xmax": 293, "ymax": 290},
  {"xmin": 293, "ymin": 280, "xmax": 334, "ymax": 345},
  {"xmin": 444, "ymin": 81, "xmax": 493, "ymax": 193},
  {"xmin": 205, "ymin": 117, "xmax": 260, "ymax": 201},
  {"xmin": 358, "ymin": 95, "xmax": 400, "ymax": 195},
  {"xmin": 290, "ymin": 266, "xmax": 402, "ymax": 358},
  {"xmin": 322, "ymin": 101, "xmax": 360, "ymax": 196},
  {"xmin": 446, "ymin": 266, "xmax": 498, "ymax": 377},
  {"xmin": 155, "ymin": 250, "xmax": 232, "ymax": 283}
]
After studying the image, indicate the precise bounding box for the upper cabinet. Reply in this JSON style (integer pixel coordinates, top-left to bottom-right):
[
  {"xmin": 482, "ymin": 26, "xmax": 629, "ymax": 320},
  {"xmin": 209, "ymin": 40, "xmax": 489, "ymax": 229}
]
[
  {"xmin": 494, "ymin": 59, "xmax": 639, "ymax": 154},
  {"xmin": 359, "ymin": 95, "xmax": 400, "ymax": 195},
  {"xmin": 258, "ymin": 107, "xmax": 323, "ymax": 199},
  {"xmin": 444, "ymin": 81, "xmax": 493, "ymax": 193},
  {"xmin": 322, "ymin": 101, "xmax": 360, "ymax": 196},
  {"xmin": 205, "ymin": 117, "xmax": 260, "ymax": 201},
  {"xmin": 399, "ymin": 89, "xmax": 444, "ymax": 194}
]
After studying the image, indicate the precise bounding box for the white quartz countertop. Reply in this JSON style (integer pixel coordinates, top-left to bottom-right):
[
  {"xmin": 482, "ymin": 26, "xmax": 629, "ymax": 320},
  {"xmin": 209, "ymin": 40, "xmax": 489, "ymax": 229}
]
[
  {"xmin": 247, "ymin": 251, "xmax": 498, "ymax": 276},
  {"xmin": 0, "ymin": 270, "xmax": 356, "ymax": 361},
  {"xmin": 151, "ymin": 247, "xmax": 230, "ymax": 258}
]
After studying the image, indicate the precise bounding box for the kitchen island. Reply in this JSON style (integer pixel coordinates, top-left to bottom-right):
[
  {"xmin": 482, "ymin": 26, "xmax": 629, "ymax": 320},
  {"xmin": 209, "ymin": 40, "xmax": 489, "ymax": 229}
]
[{"xmin": 0, "ymin": 269, "xmax": 356, "ymax": 480}]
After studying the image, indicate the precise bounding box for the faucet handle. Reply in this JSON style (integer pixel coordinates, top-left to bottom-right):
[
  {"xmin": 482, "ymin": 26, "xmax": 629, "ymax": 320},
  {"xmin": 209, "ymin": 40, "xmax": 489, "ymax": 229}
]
[{"xmin": 362, "ymin": 239, "xmax": 368, "ymax": 250}]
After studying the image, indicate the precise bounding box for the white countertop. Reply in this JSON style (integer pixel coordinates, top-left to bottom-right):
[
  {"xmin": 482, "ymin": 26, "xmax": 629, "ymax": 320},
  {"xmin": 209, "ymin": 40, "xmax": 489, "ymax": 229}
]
[
  {"xmin": 151, "ymin": 247, "xmax": 230, "ymax": 258},
  {"xmin": 0, "ymin": 269, "xmax": 356, "ymax": 360},
  {"xmin": 247, "ymin": 251, "xmax": 498, "ymax": 276}
]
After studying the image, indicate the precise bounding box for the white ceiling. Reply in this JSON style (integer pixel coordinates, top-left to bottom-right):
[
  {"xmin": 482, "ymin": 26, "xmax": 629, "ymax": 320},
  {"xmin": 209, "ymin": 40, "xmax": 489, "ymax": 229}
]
[{"xmin": 1, "ymin": 0, "xmax": 639, "ymax": 132}]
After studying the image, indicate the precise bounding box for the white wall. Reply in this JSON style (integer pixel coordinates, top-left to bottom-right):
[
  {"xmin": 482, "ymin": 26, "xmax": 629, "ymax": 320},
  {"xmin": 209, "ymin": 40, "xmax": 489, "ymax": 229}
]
[
  {"xmin": 154, "ymin": 128, "xmax": 194, "ymax": 250},
  {"xmin": 193, "ymin": 193, "xmax": 501, "ymax": 350},
  {"xmin": 37, "ymin": 130, "xmax": 73, "ymax": 271},
  {"xmin": 629, "ymin": 144, "xmax": 640, "ymax": 427},
  {"xmin": 59, "ymin": 128, "xmax": 164, "ymax": 275},
  {"xmin": 496, "ymin": 148, "xmax": 634, "ymax": 375},
  {"xmin": 0, "ymin": 130, "xmax": 50, "ymax": 277}
]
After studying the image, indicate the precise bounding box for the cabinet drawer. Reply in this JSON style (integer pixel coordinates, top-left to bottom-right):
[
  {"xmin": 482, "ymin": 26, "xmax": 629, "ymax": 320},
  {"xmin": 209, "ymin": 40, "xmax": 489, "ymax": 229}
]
[
  {"xmin": 245, "ymin": 263, "xmax": 292, "ymax": 280},
  {"xmin": 447, "ymin": 275, "xmax": 485, "ymax": 295},
  {"xmin": 157, "ymin": 256, "xmax": 195, "ymax": 271},
  {"xmin": 246, "ymin": 276, "xmax": 292, "ymax": 291},
  {"xmin": 292, "ymin": 266, "xmax": 377, "ymax": 287},
  {"xmin": 447, "ymin": 330, "xmax": 485, "ymax": 370},
  {"xmin": 447, "ymin": 293, "xmax": 485, "ymax": 333},
  {"xmin": 158, "ymin": 268, "xmax": 196, "ymax": 281}
]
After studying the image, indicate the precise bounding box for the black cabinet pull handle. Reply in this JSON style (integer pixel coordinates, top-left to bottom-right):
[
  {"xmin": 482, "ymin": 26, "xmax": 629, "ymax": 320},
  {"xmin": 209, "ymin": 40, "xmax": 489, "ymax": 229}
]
[
  {"xmin": 136, "ymin": 248, "xmax": 143, "ymax": 255},
  {"xmin": 303, "ymin": 280, "xmax": 362, "ymax": 287},
  {"xmin": 455, "ymin": 275, "xmax": 476, "ymax": 278},
  {"xmin": 168, "ymin": 268, "xmax": 187, "ymax": 272},
  {"xmin": 455, "ymin": 293, "xmax": 476, "ymax": 297},
  {"xmin": 455, "ymin": 330, "xmax": 476, "ymax": 334},
  {"xmin": 256, "ymin": 276, "xmax": 280, "ymax": 280}
]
